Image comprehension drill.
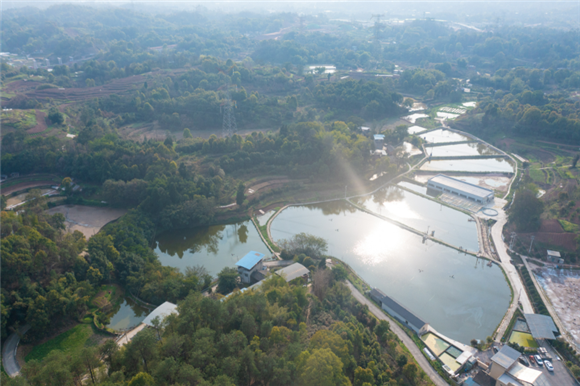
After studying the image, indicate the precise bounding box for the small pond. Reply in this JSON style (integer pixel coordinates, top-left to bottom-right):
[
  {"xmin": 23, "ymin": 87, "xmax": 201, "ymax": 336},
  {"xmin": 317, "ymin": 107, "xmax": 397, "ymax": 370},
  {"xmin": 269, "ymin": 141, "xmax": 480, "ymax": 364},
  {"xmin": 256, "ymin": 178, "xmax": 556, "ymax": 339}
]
[
  {"xmin": 270, "ymin": 202, "xmax": 511, "ymax": 343},
  {"xmin": 354, "ymin": 185, "xmax": 479, "ymax": 251},
  {"xmin": 420, "ymin": 158, "xmax": 515, "ymax": 173},
  {"xmin": 155, "ymin": 220, "xmax": 271, "ymax": 276},
  {"xmin": 107, "ymin": 297, "xmax": 149, "ymax": 331}
]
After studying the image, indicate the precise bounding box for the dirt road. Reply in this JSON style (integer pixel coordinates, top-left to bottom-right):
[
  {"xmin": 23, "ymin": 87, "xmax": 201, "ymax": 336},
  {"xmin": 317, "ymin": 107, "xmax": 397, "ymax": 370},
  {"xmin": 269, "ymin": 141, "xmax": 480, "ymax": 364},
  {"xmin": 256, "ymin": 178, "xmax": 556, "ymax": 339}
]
[{"xmin": 346, "ymin": 282, "xmax": 449, "ymax": 386}]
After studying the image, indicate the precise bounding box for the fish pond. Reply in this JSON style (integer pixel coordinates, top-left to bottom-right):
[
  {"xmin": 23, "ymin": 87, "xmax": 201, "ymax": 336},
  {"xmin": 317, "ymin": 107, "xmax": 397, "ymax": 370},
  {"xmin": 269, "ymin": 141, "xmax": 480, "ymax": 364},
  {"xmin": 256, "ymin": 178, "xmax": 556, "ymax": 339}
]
[
  {"xmin": 427, "ymin": 143, "xmax": 501, "ymax": 158},
  {"xmin": 353, "ymin": 186, "xmax": 479, "ymax": 251},
  {"xmin": 420, "ymin": 158, "xmax": 515, "ymax": 173},
  {"xmin": 154, "ymin": 220, "xmax": 271, "ymax": 276},
  {"xmin": 270, "ymin": 201, "xmax": 511, "ymax": 343},
  {"xmin": 419, "ymin": 129, "xmax": 472, "ymax": 143},
  {"xmin": 107, "ymin": 297, "xmax": 149, "ymax": 331}
]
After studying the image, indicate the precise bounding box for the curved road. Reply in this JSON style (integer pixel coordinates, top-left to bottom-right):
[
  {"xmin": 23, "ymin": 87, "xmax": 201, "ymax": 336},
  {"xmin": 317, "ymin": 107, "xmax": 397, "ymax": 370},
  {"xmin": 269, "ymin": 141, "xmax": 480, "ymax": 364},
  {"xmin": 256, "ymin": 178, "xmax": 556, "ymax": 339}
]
[
  {"xmin": 2, "ymin": 324, "xmax": 30, "ymax": 377},
  {"xmin": 347, "ymin": 282, "xmax": 449, "ymax": 386}
]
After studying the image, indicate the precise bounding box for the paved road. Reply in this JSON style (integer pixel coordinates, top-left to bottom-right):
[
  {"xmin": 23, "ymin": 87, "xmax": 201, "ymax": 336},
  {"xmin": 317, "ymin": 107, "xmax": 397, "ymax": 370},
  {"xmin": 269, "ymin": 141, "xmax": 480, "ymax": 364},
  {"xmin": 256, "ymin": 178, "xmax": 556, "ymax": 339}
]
[
  {"xmin": 534, "ymin": 340, "xmax": 579, "ymax": 386},
  {"xmin": 346, "ymin": 282, "xmax": 449, "ymax": 386},
  {"xmin": 2, "ymin": 324, "xmax": 31, "ymax": 377},
  {"xmin": 490, "ymin": 215, "xmax": 534, "ymax": 314}
]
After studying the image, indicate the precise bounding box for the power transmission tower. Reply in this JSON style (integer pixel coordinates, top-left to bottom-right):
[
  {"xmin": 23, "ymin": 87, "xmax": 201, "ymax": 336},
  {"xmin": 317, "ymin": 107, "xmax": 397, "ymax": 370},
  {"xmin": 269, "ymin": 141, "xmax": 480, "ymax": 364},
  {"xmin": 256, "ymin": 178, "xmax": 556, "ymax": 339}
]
[
  {"xmin": 370, "ymin": 14, "xmax": 384, "ymax": 56},
  {"xmin": 221, "ymin": 69, "xmax": 237, "ymax": 138}
]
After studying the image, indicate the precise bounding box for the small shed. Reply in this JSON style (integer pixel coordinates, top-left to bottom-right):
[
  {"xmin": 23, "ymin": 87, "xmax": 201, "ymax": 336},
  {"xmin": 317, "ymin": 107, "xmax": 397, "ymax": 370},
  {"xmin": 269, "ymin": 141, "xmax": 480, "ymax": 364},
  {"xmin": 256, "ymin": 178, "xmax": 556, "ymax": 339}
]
[
  {"xmin": 546, "ymin": 250, "xmax": 563, "ymax": 263},
  {"xmin": 360, "ymin": 126, "xmax": 370, "ymax": 136},
  {"xmin": 142, "ymin": 301, "xmax": 178, "ymax": 327},
  {"xmin": 275, "ymin": 263, "xmax": 309, "ymax": 283},
  {"xmin": 236, "ymin": 251, "xmax": 265, "ymax": 284}
]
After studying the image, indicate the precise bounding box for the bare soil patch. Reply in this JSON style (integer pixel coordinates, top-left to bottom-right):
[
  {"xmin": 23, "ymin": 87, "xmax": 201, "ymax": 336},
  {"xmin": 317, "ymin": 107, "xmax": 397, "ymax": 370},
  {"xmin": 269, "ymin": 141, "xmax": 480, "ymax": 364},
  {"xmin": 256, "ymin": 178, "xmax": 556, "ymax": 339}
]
[
  {"xmin": 538, "ymin": 219, "xmax": 564, "ymax": 233},
  {"xmin": 534, "ymin": 268, "xmax": 580, "ymax": 349},
  {"xmin": 45, "ymin": 205, "xmax": 126, "ymax": 239},
  {"xmin": 27, "ymin": 110, "xmax": 48, "ymax": 133},
  {"xmin": 520, "ymin": 231, "xmax": 577, "ymax": 251},
  {"xmin": 1, "ymin": 180, "xmax": 56, "ymax": 195}
]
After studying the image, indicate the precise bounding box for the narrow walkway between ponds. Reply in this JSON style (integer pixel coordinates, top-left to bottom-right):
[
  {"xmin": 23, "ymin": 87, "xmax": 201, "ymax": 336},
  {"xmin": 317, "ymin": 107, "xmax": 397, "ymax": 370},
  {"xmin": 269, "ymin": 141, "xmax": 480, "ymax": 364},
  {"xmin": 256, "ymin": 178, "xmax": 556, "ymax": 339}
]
[
  {"xmin": 346, "ymin": 282, "xmax": 449, "ymax": 386},
  {"xmin": 116, "ymin": 323, "xmax": 146, "ymax": 347}
]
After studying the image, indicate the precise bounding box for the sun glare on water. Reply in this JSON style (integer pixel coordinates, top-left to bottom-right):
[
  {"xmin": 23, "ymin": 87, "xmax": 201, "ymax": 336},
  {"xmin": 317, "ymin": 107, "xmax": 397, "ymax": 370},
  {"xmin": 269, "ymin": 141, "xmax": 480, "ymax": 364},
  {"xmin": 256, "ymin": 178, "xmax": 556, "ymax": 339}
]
[{"xmin": 353, "ymin": 222, "xmax": 403, "ymax": 266}]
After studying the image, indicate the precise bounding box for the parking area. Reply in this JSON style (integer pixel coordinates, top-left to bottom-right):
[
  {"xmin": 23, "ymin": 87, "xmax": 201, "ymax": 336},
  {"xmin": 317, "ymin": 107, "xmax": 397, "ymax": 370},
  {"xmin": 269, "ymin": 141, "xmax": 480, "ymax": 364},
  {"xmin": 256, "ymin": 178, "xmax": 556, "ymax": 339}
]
[{"xmin": 530, "ymin": 340, "xmax": 577, "ymax": 386}]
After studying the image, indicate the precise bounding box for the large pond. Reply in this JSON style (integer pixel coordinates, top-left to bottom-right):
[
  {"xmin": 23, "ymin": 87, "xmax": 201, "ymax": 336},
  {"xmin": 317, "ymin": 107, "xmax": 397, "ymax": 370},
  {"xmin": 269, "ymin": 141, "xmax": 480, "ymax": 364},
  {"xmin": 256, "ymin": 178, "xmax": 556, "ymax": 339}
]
[
  {"xmin": 427, "ymin": 143, "xmax": 500, "ymax": 157},
  {"xmin": 154, "ymin": 220, "xmax": 271, "ymax": 276},
  {"xmin": 107, "ymin": 297, "xmax": 149, "ymax": 331},
  {"xmin": 353, "ymin": 186, "xmax": 479, "ymax": 251},
  {"xmin": 270, "ymin": 202, "xmax": 510, "ymax": 343},
  {"xmin": 419, "ymin": 129, "xmax": 472, "ymax": 143},
  {"xmin": 420, "ymin": 158, "xmax": 515, "ymax": 173}
]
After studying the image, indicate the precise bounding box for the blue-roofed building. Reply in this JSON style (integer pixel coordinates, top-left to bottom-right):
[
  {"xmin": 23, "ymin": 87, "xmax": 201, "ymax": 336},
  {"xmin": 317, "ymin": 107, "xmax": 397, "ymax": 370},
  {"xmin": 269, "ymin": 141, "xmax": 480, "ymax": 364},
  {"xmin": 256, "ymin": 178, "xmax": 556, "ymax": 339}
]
[
  {"xmin": 236, "ymin": 251, "xmax": 265, "ymax": 283},
  {"xmin": 373, "ymin": 134, "xmax": 385, "ymax": 150}
]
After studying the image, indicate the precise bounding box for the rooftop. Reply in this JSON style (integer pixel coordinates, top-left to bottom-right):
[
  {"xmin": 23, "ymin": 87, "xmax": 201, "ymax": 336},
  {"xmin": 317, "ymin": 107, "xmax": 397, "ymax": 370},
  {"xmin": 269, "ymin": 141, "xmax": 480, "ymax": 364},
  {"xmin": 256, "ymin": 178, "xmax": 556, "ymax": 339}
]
[
  {"xmin": 546, "ymin": 250, "xmax": 561, "ymax": 257},
  {"xmin": 374, "ymin": 134, "xmax": 385, "ymax": 140},
  {"xmin": 507, "ymin": 362, "xmax": 548, "ymax": 386},
  {"xmin": 275, "ymin": 263, "xmax": 309, "ymax": 282},
  {"xmin": 524, "ymin": 313, "xmax": 558, "ymax": 340},
  {"xmin": 490, "ymin": 345, "xmax": 521, "ymax": 369},
  {"xmin": 143, "ymin": 301, "xmax": 178, "ymax": 327},
  {"xmin": 428, "ymin": 174, "xmax": 494, "ymax": 199},
  {"xmin": 236, "ymin": 251, "xmax": 265, "ymax": 270},
  {"xmin": 374, "ymin": 289, "xmax": 427, "ymax": 331}
]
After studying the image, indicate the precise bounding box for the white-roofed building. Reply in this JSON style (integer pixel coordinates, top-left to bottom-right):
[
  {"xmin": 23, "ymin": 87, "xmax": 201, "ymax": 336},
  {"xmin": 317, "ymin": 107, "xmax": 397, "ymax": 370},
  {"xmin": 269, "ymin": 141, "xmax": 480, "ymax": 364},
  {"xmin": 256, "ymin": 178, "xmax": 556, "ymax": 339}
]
[
  {"xmin": 142, "ymin": 301, "xmax": 178, "ymax": 327},
  {"xmin": 488, "ymin": 345, "xmax": 551, "ymax": 386},
  {"xmin": 275, "ymin": 263, "xmax": 309, "ymax": 282},
  {"xmin": 427, "ymin": 174, "xmax": 494, "ymax": 204}
]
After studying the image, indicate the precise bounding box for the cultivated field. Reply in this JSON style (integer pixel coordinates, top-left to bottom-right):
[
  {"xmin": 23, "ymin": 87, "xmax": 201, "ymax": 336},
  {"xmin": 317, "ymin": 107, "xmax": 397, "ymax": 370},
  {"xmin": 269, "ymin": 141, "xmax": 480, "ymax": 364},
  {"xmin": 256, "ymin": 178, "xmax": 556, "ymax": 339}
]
[
  {"xmin": 46, "ymin": 205, "xmax": 126, "ymax": 239},
  {"xmin": 534, "ymin": 268, "xmax": 580, "ymax": 349}
]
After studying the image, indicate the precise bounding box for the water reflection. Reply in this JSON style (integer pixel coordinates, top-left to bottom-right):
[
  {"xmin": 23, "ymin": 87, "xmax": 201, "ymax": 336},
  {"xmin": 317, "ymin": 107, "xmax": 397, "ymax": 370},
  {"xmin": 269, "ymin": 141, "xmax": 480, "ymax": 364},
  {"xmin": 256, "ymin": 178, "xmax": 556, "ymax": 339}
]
[
  {"xmin": 270, "ymin": 202, "xmax": 509, "ymax": 343},
  {"xmin": 107, "ymin": 297, "xmax": 149, "ymax": 331},
  {"xmin": 155, "ymin": 220, "xmax": 271, "ymax": 276},
  {"xmin": 356, "ymin": 186, "xmax": 479, "ymax": 251},
  {"xmin": 428, "ymin": 142, "xmax": 500, "ymax": 157},
  {"xmin": 420, "ymin": 158, "xmax": 515, "ymax": 173}
]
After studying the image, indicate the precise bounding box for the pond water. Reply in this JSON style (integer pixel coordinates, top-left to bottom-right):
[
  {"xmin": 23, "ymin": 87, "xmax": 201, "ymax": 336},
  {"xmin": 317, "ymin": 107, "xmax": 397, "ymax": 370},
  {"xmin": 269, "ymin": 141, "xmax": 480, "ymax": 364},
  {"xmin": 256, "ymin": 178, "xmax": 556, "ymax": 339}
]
[
  {"xmin": 107, "ymin": 297, "xmax": 149, "ymax": 331},
  {"xmin": 354, "ymin": 186, "xmax": 479, "ymax": 251},
  {"xmin": 154, "ymin": 220, "xmax": 271, "ymax": 276},
  {"xmin": 419, "ymin": 129, "xmax": 472, "ymax": 143},
  {"xmin": 408, "ymin": 125, "xmax": 428, "ymax": 134},
  {"xmin": 427, "ymin": 143, "xmax": 500, "ymax": 158},
  {"xmin": 403, "ymin": 142, "xmax": 423, "ymax": 156},
  {"xmin": 420, "ymin": 158, "xmax": 515, "ymax": 173},
  {"xmin": 270, "ymin": 202, "xmax": 511, "ymax": 343},
  {"xmin": 257, "ymin": 210, "xmax": 275, "ymax": 226},
  {"xmin": 398, "ymin": 181, "xmax": 427, "ymax": 195},
  {"xmin": 404, "ymin": 113, "xmax": 429, "ymax": 123}
]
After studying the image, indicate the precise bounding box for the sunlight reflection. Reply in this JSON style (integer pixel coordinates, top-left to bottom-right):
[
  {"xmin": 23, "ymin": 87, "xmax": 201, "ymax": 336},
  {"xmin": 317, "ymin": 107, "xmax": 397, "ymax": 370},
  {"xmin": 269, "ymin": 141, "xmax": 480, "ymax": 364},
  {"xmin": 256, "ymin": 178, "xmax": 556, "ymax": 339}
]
[
  {"xmin": 353, "ymin": 222, "xmax": 403, "ymax": 266},
  {"xmin": 381, "ymin": 201, "xmax": 421, "ymax": 219}
]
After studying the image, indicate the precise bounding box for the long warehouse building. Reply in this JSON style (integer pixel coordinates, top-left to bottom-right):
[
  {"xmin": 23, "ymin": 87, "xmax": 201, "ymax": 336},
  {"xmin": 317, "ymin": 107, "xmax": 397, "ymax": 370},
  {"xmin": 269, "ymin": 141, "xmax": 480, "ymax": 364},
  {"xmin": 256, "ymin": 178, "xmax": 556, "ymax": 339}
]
[{"xmin": 427, "ymin": 174, "xmax": 494, "ymax": 204}]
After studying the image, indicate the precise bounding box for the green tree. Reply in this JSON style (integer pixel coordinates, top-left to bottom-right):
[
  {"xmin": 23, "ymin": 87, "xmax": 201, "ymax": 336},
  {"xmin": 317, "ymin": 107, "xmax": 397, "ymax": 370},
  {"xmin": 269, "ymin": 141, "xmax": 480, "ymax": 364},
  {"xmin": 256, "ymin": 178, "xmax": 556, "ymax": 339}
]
[
  {"xmin": 48, "ymin": 107, "xmax": 64, "ymax": 125},
  {"xmin": 128, "ymin": 372, "xmax": 155, "ymax": 386},
  {"xmin": 403, "ymin": 363, "xmax": 418, "ymax": 382},
  {"xmin": 1, "ymin": 195, "xmax": 6, "ymax": 210},
  {"xmin": 61, "ymin": 177, "xmax": 73, "ymax": 197},
  {"xmin": 183, "ymin": 128, "xmax": 193, "ymax": 138},
  {"xmin": 509, "ymin": 189, "xmax": 544, "ymax": 231},
  {"xmin": 236, "ymin": 182, "xmax": 246, "ymax": 206},
  {"xmin": 127, "ymin": 329, "xmax": 158, "ymax": 373},
  {"xmin": 217, "ymin": 267, "xmax": 238, "ymax": 294},
  {"xmin": 297, "ymin": 348, "xmax": 351, "ymax": 386}
]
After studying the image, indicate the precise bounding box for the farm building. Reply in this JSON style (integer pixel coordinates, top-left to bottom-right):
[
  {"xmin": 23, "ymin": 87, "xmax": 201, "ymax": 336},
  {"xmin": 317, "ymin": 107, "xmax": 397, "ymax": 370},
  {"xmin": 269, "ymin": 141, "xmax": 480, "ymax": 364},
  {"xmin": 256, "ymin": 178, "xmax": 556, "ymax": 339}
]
[
  {"xmin": 546, "ymin": 250, "xmax": 563, "ymax": 264},
  {"xmin": 236, "ymin": 251, "xmax": 265, "ymax": 284},
  {"xmin": 275, "ymin": 263, "xmax": 309, "ymax": 283},
  {"xmin": 370, "ymin": 288, "xmax": 427, "ymax": 334},
  {"xmin": 427, "ymin": 174, "xmax": 494, "ymax": 204},
  {"xmin": 488, "ymin": 345, "xmax": 550, "ymax": 386},
  {"xmin": 373, "ymin": 134, "xmax": 385, "ymax": 150}
]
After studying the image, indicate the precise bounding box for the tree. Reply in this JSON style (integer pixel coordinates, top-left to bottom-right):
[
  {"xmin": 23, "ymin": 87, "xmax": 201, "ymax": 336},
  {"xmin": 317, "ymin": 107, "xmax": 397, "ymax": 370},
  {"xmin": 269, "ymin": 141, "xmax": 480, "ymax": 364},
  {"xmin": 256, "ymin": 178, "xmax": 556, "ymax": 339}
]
[
  {"xmin": 297, "ymin": 348, "xmax": 351, "ymax": 386},
  {"xmin": 572, "ymin": 154, "xmax": 579, "ymax": 168},
  {"xmin": 217, "ymin": 267, "xmax": 238, "ymax": 294},
  {"xmin": 48, "ymin": 107, "xmax": 64, "ymax": 125},
  {"xmin": 236, "ymin": 182, "xmax": 246, "ymax": 206},
  {"xmin": 1, "ymin": 195, "xmax": 6, "ymax": 210},
  {"xmin": 127, "ymin": 329, "xmax": 158, "ymax": 373},
  {"xmin": 403, "ymin": 363, "xmax": 418, "ymax": 381},
  {"xmin": 396, "ymin": 354, "xmax": 408, "ymax": 368},
  {"xmin": 312, "ymin": 269, "xmax": 332, "ymax": 300},
  {"xmin": 509, "ymin": 189, "xmax": 544, "ymax": 231},
  {"xmin": 128, "ymin": 372, "xmax": 155, "ymax": 386},
  {"xmin": 61, "ymin": 177, "xmax": 73, "ymax": 197},
  {"xmin": 183, "ymin": 128, "xmax": 193, "ymax": 138},
  {"xmin": 278, "ymin": 233, "xmax": 328, "ymax": 258},
  {"xmin": 77, "ymin": 347, "xmax": 102, "ymax": 384}
]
